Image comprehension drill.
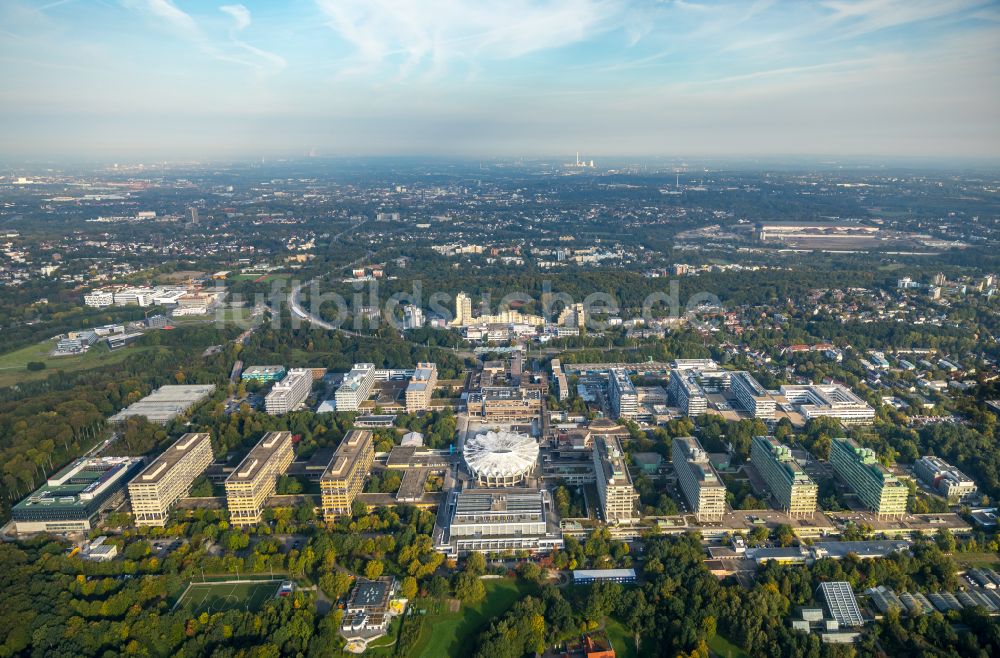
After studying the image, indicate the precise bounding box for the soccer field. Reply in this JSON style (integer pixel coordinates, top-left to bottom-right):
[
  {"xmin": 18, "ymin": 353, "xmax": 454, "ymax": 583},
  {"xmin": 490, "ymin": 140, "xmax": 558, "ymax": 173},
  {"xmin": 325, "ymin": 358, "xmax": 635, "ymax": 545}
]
[{"xmin": 177, "ymin": 580, "xmax": 282, "ymax": 614}]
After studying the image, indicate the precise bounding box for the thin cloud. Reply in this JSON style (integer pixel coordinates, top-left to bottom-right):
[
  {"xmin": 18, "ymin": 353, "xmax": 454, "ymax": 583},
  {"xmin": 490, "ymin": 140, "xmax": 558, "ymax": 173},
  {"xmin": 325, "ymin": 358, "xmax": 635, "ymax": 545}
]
[
  {"xmin": 121, "ymin": 0, "xmax": 284, "ymax": 73},
  {"xmin": 314, "ymin": 0, "xmax": 620, "ymax": 76},
  {"xmin": 821, "ymin": 0, "xmax": 990, "ymax": 37},
  {"xmin": 220, "ymin": 4, "xmax": 287, "ymax": 71}
]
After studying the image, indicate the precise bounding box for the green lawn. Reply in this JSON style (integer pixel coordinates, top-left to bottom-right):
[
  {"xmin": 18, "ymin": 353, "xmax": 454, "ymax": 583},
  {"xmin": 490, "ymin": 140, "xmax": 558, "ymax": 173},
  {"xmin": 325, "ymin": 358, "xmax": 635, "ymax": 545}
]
[
  {"xmin": 953, "ymin": 552, "xmax": 1000, "ymax": 569},
  {"xmin": 708, "ymin": 633, "xmax": 749, "ymax": 658},
  {"xmin": 604, "ymin": 618, "xmax": 639, "ymax": 658},
  {"xmin": 408, "ymin": 579, "xmax": 538, "ymax": 658},
  {"xmin": 0, "ymin": 340, "xmax": 161, "ymax": 387},
  {"xmin": 177, "ymin": 580, "xmax": 282, "ymax": 614}
]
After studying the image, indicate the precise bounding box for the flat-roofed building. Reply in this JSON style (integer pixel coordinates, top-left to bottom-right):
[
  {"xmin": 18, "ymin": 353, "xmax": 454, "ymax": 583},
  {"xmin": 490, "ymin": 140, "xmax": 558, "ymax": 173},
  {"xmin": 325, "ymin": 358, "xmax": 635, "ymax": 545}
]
[
  {"xmin": 551, "ymin": 359, "xmax": 569, "ymax": 401},
  {"xmin": 830, "ymin": 437, "xmax": 907, "ymax": 519},
  {"xmin": 109, "ymin": 384, "xmax": 215, "ymax": 425},
  {"xmin": 242, "ymin": 365, "xmax": 286, "ymax": 382},
  {"xmin": 12, "ymin": 457, "xmax": 144, "ymax": 534},
  {"xmin": 670, "ymin": 369, "xmax": 708, "ymax": 416},
  {"xmin": 593, "ymin": 435, "xmax": 638, "ymax": 523},
  {"xmin": 334, "ymin": 363, "xmax": 376, "ymax": 411},
  {"xmin": 731, "ymin": 371, "xmax": 776, "ymax": 419},
  {"xmin": 225, "ymin": 431, "xmax": 294, "ymax": 526},
  {"xmin": 573, "ymin": 568, "xmax": 637, "ymax": 584},
  {"xmin": 819, "ymin": 582, "xmax": 864, "ymax": 627},
  {"xmin": 128, "ymin": 433, "xmax": 213, "ymax": 526},
  {"xmin": 751, "ymin": 435, "xmax": 817, "ymax": 517},
  {"xmin": 439, "ymin": 488, "xmax": 563, "ymax": 556},
  {"xmin": 780, "ymin": 383, "xmax": 875, "ymax": 425},
  {"xmin": 914, "ymin": 455, "xmax": 977, "ymax": 501},
  {"xmin": 264, "ymin": 368, "xmax": 312, "ymax": 414},
  {"xmin": 673, "ymin": 436, "xmax": 727, "ymax": 521},
  {"xmin": 405, "ymin": 363, "xmax": 437, "ymax": 412},
  {"xmin": 608, "ymin": 368, "xmax": 639, "ymax": 419},
  {"xmin": 320, "ymin": 430, "xmax": 375, "ymax": 519},
  {"xmin": 468, "ymin": 386, "xmax": 543, "ymax": 421}
]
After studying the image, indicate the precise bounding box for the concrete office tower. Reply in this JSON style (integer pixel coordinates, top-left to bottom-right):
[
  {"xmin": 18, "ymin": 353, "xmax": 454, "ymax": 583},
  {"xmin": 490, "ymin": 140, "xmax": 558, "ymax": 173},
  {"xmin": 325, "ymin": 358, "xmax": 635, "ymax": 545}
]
[
  {"xmin": 829, "ymin": 437, "xmax": 907, "ymax": 519},
  {"xmin": 225, "ymin": 431, "xmax": 294, "ymax": 526},
  {"xmin": 751, "ymin": 436, "xmax": 817, "ymax": 517},
  {"xmin": 402, "ymin": 305, "xmax": 424, "ymax": 329},
  {"xmin": 264, "ymin": 368, "xmax": 312, "ymax": 415},
  {"xmin": 593, "ymin": 435, "xmax": 639, "ymax": 523},
  {"xmin": 334, "ymin": 363, "xmax": 376, "ymax": 412},
  {"xmin": 320, "ymin": 430, "xmax": 375, "ymax": 519},
  {"xmin": 405, "ymin": 363, "xmax": 437, "ymax": 412},
  {"xmin": 128, "ymin": 433, "xmax": 213, "ymax": 526},
  {"xmin": 673, "ymin": 436, "xmax": 727, "ymax": 521},
  {"xmin": 730, "ymin": 371, "xmax": 776, "ymax": 419},
  {"xmin": 453, "ymin": 291, "xmax": 473, "ymax": 326},
  {"xmin": 608, "ymin": 368, "xmax": 639, "ymax": 419},
  {"xmin": 669, "ymin": 369, "xmax": 707, "ymax": 417},
  {"xmin": 551, "ymin": 359, "xmax": 569, "ymax": 401}
]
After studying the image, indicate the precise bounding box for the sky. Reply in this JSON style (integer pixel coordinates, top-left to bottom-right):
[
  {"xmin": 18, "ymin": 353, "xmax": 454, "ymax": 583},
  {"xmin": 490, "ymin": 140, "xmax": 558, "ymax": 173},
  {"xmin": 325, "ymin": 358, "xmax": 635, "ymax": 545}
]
[{"xmin": 1, "ymin": 0, "xmax": 999, "ymax": 161}]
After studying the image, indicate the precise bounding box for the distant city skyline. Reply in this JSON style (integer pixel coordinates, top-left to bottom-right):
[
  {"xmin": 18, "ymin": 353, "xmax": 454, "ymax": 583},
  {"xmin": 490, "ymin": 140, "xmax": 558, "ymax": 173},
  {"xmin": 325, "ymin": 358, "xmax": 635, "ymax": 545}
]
[{"xmin": 1, "ymin": 0, "xmax": 998, "ymax": 160}]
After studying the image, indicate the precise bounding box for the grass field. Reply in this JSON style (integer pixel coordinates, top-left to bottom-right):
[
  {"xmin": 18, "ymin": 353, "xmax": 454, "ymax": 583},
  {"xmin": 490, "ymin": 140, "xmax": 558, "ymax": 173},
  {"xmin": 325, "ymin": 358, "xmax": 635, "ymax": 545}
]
[
  {"xmin": 176, "ymin": 580, "xmax": 281, "ymax": 615},
  {"xmin": 708, "ymin": 633, "xmax": 749, "ymax": 658},
  {"xmin": 953, "ymin": 552, "xmax": 1000, "ymax": 569},
  {"xmin": 604, "ymin": 618, "xmax": 638, "ymax": 658},
  {"xmin": 0, "ymin": 340, "xmax": 160, "ymax": 387},
  {"xmin": 408, "ymin": 579, "xmax": 538, "ymax": 658}
]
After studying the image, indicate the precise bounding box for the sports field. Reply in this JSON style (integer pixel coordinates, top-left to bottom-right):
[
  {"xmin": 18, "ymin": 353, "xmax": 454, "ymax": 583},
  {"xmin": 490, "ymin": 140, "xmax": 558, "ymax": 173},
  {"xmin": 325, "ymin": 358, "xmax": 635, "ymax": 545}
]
[{"xmin": 176, "ymin": 580, "xmax": 282, "ymax": 614}]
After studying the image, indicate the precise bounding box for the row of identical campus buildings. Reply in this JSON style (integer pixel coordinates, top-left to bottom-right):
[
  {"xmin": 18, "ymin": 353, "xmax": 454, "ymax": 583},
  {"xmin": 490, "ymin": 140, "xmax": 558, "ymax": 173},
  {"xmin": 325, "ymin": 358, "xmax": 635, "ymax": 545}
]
[
  {"xmin": 127, "ymin": 429, "xmax": 376, "ymax": 527},
  {"xmin": 673, "ymin": 434, "xmax": 909, "ymax": 522}
]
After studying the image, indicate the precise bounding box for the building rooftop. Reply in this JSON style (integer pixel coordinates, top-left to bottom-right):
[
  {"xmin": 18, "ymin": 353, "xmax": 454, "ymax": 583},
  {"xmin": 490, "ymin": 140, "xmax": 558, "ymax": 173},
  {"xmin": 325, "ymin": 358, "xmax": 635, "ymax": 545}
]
[
  {"xmin": 347, "ymin": 577, "xmax": 393, "ymax": 612},
  {"xmin": 675, "ymin": 436, "xmax": 725, "ymax": 488},
  {"xmin": 463, "ymin": 430, "xmax": 539, "ymax": 481},
  {"xmin": 13, "ymin": 457, "xmax": 143, "ymax": 515},
  {"xmin": 109, "ymin": 384, "xmax": 215, "ymax": 424},
  {"xmin": 242, "ymin": 365, "xmax": 286, "ymax": 377},
  {"xmin": 226, "ymin": 431, "xmax": 292, "ymax": 484},
  {"xmin": 819, "ymin": 582, "xmax": 864, "ymax": 627},
  {"xmin": 132, "ymin": 433, "xmax": 211, "ymax": 485},
  {"xmin": 595, "ymin": 435, "xmax": 632, "ymax": 486},
  {"xmin": 321, "ymin": 430, "xmax": 373, "ymax": 481},
  {"xmin": 338, "ymin": 363, "xmax": 375, "ymax": 393}
]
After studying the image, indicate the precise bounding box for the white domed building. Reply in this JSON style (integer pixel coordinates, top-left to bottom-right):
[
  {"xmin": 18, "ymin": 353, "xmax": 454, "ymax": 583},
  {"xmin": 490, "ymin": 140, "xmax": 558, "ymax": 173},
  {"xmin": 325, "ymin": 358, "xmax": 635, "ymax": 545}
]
[{"xmin": 463, "ymin": 430, "xmax": 539, "ymax": 487}]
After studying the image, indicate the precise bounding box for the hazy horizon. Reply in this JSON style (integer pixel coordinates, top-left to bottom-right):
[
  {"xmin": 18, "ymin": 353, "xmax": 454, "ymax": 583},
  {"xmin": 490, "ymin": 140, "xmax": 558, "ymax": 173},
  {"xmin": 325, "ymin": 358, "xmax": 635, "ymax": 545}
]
[{"xmin": 2, "ymin": 0, "xmax": 999, "ymax": 161}]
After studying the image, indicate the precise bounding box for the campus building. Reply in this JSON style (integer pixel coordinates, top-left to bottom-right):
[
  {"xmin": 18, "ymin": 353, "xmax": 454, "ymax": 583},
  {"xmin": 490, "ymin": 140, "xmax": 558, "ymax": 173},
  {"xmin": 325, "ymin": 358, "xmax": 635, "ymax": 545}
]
[
  {"xmin": 224, "ymin": 431, "xmax": 294, "ymax": 526},
  {"xmin": 608, "ymin": 368, "xmax": 639, "ymax": 419},
  {"xmin": 109, "ymin": 384, "xmax": 215, "ymax": 425},
  {"xmin": 128, "ymin": 433, "xmax": 213, "ymax": 526},
  {"xmin": 551, "ymin": 359, "xmax": 570, "ymax": 401},
  {"xmin": 264, "ymin": 368, "xmax": 312, "ymax": 414},
  {"xmin": 669, "ymin": 369, "xmax": 708, "ymax": 417},
  {"xmin": 467, "ymin": 386, "xmax": 543, "ymax": 422},
  {"xmin": 830, "ymin": 437, "xmax": 907, "ymax": 519},
  {"xmin": 914, "ymin": 456, "xmax": 977, "ymax": 501},
  {"xmin": 779, "ymin": 384, "xmax": 875, "ymax": 425},
  {"xmin": 320, "ymin": 430, "xmax": 375, "ymax": 519},
  {"xmin": 730, "ymin": 371, "xmax": 776, "ymax": 419},
  {"xmin": 673, "ymin": 436, "xmax": 727, "ymax": 521},
  {"xmin": 334, "ymin": 363, "xmax": 376, "ymax": 412},
  {"xmin": 12, "ymin": 457, "xmax": 144, "ymax": 534},
  {"xmin": 241, "ymin": 365, "xmax": 286, "ymax": 383},
  {"xmin": 404, "ymin": 362, "xmax": 437, "ymax": 412},
  {"xmin": 750, "ymin": 435, "xmax": 817, "ymax": 517},
  {"xmin": 592, "ymin": 435, "xmax": 638, "ymax": 523},
  {"xmin": 439, "ymin": 488, "xmax": 563, "ymax": 556}
]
